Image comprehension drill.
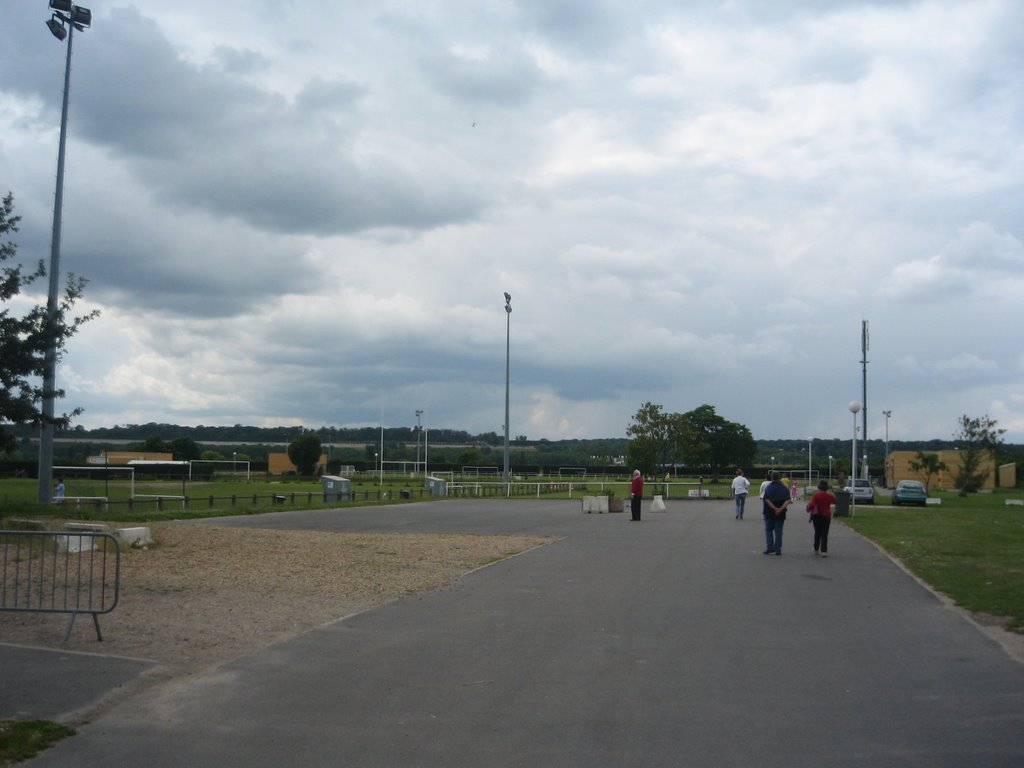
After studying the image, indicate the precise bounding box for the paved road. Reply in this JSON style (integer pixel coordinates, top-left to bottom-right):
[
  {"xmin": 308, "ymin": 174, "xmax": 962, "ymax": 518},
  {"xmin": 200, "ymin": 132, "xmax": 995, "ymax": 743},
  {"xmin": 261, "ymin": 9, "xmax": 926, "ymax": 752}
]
[{"xmin": 9, "ymin": 498, "xmax": 1024, "ymax": 767}]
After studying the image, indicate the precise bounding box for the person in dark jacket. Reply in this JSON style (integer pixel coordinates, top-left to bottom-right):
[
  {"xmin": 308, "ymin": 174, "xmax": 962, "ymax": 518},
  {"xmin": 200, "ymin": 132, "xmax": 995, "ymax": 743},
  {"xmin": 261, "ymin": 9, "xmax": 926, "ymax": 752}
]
[{"xmin": 762, "ymin": 471, "xmax": 791, "ymax": 555}]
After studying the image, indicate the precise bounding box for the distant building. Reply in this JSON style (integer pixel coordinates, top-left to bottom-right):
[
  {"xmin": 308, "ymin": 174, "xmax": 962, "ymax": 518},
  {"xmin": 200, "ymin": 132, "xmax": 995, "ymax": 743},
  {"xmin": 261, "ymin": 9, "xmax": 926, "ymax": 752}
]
[
  {"xmin": 885, "ymin": 450, "xmax": 996, "ymax": 491},
  {"xmin": 268, "ymin": 452, "xmax": 327, "ymax": 475},
  {"xmin": 89, "ymin": 451, "xmax": 174, "ymax": 465}
]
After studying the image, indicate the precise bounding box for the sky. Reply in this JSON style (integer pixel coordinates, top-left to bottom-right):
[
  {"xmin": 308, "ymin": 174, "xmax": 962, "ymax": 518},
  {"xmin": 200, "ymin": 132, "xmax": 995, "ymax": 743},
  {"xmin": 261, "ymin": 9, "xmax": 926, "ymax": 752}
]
[{"xmin": 1, "ymin": 0, "xmax": 1022, "ymax": 444}]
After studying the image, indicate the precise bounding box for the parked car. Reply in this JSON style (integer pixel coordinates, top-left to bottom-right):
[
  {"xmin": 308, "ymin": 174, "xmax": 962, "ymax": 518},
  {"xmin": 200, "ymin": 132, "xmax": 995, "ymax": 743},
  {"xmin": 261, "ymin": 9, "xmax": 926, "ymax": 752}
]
[
  {"xmin": 843, "ymin": 478, "xmax": 875, "ymax": 504},
  {"xmin": 891, "ymin": 479, "xmax": 929, "ymax": 506}
]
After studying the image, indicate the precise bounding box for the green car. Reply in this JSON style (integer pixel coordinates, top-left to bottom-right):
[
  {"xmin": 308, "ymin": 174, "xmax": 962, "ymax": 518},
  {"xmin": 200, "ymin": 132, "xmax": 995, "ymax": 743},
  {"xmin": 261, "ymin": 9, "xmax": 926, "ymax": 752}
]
[{"xmin": 892, "ymin": 480, "xmax": 928, "ymax": 506}]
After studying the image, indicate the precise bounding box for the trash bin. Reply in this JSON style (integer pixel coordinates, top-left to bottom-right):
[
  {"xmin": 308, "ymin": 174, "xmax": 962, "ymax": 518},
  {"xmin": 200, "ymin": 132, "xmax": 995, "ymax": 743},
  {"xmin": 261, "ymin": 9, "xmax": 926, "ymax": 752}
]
[
  {"xmin": 835, "ymin": 490, "xmax": 852, "ymax": 517},
  {"xmin": 400, "ymin": 489, "xmax": 411, "ymax": 500}
]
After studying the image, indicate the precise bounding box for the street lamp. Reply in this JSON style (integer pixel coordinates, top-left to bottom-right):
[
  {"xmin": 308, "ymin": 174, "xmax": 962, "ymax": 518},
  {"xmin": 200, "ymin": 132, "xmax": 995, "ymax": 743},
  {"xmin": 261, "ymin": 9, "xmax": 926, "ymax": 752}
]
[
  {"xmin": 849, "ymin": 401, "xmax": 862, "ymax": 514},
  {"xmin": 828, "ymin": 455, "xmax": 834, "ymax": 483},
  {"xmin": 883, "ymin": 409, "xmax": 892, "ymax": 486},
  {"xmin": 503, "ymin": 292, "xmax": 512, "ymax": 487},
  {"xmin": 807, "ymin": 436, "xmax": 813, "ymax": 486},
  {"xmin": 38, "ymin": 1, "xmax": 92, "ymax": 503},
  {"xmin": 415, "ymin": 409, "xmax": 423, "ymax": 476}
]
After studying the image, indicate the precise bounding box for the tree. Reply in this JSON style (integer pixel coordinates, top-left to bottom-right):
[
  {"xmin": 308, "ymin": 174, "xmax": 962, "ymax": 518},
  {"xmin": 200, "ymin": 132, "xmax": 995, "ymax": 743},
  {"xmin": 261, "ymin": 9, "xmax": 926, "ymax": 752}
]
[
  {"xmin": 0, "ymin": 192, "xmax": 97, "ymax": 452},
  {"xmin": 288, "ymin": 433, "xmax": 322, "ymax": 476},
  {"xmin": 171, "ymin": 436, "xmax": 201, "ymax": 462},
  {"xmin": 952, "ymin": 414, "xmax": 1005, "ymax": 495},
  {"xmin": 678, "ymin": 404, "xmax": 756, "ymax": 477},
  {"xmin": 626, "ymin": 402, "xmax": 672, "ymax": 475},
  {"xmin": 135, "ymin": 435, "xmax": 170, "ymax": 454},
  {"xmin": 908, "ymin": 451, "xmax": 947, "ymax": 492}
]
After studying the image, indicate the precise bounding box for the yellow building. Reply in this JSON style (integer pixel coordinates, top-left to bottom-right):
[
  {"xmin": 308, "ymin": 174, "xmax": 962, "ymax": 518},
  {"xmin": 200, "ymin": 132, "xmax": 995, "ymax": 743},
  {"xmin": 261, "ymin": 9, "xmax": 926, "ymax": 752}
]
[
  {"xmin": 268, "ymin": 452, "xmax": 328, "ymax": 475},
  {"xmin": 885, "ymin": 450, "xmax": 996, "ymax": 491}
]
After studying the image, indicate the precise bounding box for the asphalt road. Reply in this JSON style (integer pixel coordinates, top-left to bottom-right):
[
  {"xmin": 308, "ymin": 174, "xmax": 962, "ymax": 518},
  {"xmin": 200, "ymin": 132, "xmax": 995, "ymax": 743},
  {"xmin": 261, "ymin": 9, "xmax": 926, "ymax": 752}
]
[{"xmin": 9, "ymin": 497, "xmax": 1024, "ymax": 767}]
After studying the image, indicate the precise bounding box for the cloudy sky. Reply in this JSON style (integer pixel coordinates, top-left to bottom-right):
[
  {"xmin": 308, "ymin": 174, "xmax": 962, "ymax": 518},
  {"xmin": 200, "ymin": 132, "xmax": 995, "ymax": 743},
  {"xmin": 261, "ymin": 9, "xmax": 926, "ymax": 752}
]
[{"xmin": 2, "ymin": 0, "xmax": 1022, "ymax": 443}]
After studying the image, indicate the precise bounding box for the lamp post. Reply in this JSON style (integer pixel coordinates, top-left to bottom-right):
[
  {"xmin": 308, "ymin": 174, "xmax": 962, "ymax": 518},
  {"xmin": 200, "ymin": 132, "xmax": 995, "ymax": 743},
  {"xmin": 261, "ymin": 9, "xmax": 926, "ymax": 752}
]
[
  {"xmin": 37, "ymin": 0, "xmax": 92, "ymax": 504},
  {"xmin": 828, "ymin": 455, "xmax": 834, "ymax": 483},
  {"xmin": 807, "ymin": 436, "xmax": 813, "ymax": 486},
  {"xmin": 415, "ymin": 409, "xmax": 423, "ymax": 476},
  {"xmin": 883, "ymin": 409, "xmax": 892, "ymax": 487},
  {"xmin": 849, "ymin": 401, "xmax": 862, "ymax": 514},
  {"xmin": 503, "ymin": 292, "xmax": 511, "ymax": 488}
]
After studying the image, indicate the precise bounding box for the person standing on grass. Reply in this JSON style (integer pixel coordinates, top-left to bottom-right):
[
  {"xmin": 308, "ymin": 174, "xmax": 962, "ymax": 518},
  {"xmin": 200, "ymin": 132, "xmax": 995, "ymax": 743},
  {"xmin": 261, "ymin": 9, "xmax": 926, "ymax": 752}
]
[
  {"xmin": 731, "ymin": 468, "xmax": 750, "ymax": 519},
  {"xmin": 808, "ymin": 480, "xmax": 838, "ymax": 557},
  {"xmin": 758, "ymin": 472, "xmax": 771, "ymax": 501},
  {"xmin": 629, "ymin": 470, "xmax": 644, "ymax": 521},
  {"xmin": 762, "ymin": 471, "xmax": 791, "ymax": 555},
  {"xmin": 55, "ymin": 477, "xmax": 65, "ymax": 503}
]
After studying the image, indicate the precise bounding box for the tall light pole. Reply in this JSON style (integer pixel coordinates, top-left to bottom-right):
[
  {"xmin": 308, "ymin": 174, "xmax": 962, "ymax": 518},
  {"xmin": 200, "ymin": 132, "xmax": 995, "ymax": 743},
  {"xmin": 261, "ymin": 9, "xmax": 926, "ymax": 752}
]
[
  {"xmin": 503, "ymin": 292, "xmax": 511, "ymax": 487},
  {"xmin": 849, "ymin": 401, "xmax": 862, "ymax": 514},
  {"xmin": 38, "ymin": 1, "xmax": 92, "ymax": 503},
  {"xmin": 883, "ymin": 409, "xmax": 892, "ymax": 486},
  {"xmin": 415, "ymin": 409, "xmax": 423, "ymax": 476},
  {"xmin": 807, "ymin": 437, "xmax": 813, "ymax": 485}
]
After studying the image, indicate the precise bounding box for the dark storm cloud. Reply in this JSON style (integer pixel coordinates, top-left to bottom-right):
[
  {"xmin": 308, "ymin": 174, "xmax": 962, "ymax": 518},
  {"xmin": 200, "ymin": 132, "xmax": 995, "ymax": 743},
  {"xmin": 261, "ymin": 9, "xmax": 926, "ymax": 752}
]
[{"xmin": 40, "ymin": 7, "xmax": 484, "ymax": 237}]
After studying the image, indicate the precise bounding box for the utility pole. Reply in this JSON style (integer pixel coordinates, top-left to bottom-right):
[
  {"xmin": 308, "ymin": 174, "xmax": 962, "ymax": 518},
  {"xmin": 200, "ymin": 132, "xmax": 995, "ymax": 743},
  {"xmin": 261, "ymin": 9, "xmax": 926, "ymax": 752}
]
[{"xmin": 861, "ymin": 320, "xmax": 869, "ymax": 478}]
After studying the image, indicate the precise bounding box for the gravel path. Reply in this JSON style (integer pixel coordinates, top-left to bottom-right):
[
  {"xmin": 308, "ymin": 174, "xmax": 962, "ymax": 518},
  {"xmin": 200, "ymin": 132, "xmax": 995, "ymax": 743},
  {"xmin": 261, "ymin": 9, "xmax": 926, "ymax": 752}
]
[{"xmin": 0, "ymin": 523, "xmax": 551, "ymax": 674}]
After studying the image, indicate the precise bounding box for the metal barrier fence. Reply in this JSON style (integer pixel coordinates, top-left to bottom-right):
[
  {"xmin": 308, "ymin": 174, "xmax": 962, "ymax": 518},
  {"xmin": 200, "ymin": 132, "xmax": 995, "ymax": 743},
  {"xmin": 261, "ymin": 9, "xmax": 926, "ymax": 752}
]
[{"xmin": 1, "ymin": 530, "xmax": 121, "ymax": 641}]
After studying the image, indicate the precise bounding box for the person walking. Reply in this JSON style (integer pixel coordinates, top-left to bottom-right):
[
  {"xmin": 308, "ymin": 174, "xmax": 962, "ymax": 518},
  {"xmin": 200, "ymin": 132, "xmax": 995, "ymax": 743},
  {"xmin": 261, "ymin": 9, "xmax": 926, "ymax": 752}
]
[
  {"xmin": 629, "ymin": 470, "xmax": 644, "ymax": 521},
  {"xmin": 758, "ymin": 472, "xmax": 771, "ymax": 501},
  {"xmin": 808, "ymin": 480, "xmax": 838, "ymax": 557},
  {"xmin": 762, "ymin": 471, "xmax": 791, "ymax": 555},
  {"xmin": 731, "ymin": 468, "xmax": 750, "ymax": 519}
]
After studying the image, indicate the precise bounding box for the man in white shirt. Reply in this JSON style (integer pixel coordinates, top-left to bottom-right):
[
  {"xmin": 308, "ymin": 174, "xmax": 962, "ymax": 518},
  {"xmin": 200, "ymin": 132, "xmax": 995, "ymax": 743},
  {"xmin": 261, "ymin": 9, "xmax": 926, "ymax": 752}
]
[{"xmin": 731, "ymin": 468, "xmax": 751, "ymax": 519}]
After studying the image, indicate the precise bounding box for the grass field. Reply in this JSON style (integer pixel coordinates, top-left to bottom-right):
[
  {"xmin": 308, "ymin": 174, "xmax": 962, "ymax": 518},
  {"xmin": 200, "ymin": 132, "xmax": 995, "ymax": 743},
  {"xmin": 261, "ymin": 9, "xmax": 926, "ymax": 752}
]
[{"xmin": 843, "ymin": 490, "xmax": 1024, "ymax": 632}]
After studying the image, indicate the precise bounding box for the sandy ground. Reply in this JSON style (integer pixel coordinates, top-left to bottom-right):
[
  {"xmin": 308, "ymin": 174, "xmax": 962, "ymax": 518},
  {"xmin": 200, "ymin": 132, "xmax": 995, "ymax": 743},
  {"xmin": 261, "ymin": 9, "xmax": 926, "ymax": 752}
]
[{"xmin": 0, "ymin": 523, "xmax": 552, "ymax": 675}]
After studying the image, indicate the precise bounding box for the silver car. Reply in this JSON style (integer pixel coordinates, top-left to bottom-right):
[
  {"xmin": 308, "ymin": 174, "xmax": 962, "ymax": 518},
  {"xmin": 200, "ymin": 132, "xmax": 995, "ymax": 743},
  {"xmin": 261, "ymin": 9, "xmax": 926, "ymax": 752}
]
[{"xmin": 843, "ymin": 478, "xmax": 875, "ymax": 504}]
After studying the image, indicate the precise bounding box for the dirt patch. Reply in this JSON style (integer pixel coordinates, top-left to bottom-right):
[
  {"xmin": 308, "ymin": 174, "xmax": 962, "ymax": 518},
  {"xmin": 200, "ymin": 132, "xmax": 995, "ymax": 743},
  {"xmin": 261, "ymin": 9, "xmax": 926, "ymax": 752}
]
[{"xmin": 0, "ymin": 523, "xmax": 552, "ymax": 673}]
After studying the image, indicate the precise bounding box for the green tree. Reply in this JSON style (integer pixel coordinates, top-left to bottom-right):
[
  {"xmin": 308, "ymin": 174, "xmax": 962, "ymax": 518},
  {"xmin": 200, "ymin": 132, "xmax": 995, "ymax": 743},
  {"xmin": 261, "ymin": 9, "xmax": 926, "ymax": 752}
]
[
  {"xmin": 288, "ymin": 433, "xmax": 322, "ymax": 475},
  {"xmin": 908, "ymin": 451, "xmax": 947, "ymax": 492},
  {"xmin": 952, "ymin": 414, "xmax": 1005, "ymax": 495},
  {"xmin": 135, "ymin": 435, "xmax": 170, "ymax": 453},
  {"xmin": 171, "ymin": 436, "xmax": 201, "ymax": 461},
  {"xmin": 626, "ymin": 402, "xmax": 671, "ymax": 475},
  {"xmin": 0, "ymin": 192, "xmax": 97, "ymax": 452},
  {"xmin": 678, "ymin": 404, "xmax": 756, "ymax": 478}
]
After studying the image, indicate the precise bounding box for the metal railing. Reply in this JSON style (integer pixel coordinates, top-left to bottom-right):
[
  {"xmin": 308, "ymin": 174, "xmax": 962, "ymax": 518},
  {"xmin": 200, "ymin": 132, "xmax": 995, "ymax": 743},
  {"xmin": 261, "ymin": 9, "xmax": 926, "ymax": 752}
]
[{"xmin": 1, "ymin": 530, "xmax": 121, "ymax": 640}]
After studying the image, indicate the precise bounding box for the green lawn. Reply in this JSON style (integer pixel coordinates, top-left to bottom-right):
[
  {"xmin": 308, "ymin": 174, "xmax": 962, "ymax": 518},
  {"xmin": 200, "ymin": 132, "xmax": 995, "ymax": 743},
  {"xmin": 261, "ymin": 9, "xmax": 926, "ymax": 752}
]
[{"xmin": 843, "ymin": 490, "xmax": 1024, "ymax": 632}]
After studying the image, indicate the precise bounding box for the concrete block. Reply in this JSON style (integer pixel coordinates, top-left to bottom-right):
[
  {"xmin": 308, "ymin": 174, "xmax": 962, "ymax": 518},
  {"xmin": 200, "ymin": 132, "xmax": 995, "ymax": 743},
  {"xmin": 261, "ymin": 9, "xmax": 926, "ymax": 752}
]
[
  {"xmin": 116, "ymin": 526, "xmax": 154, "ymax": 547},
  {"xmin": 56, "ymin": 534, "xmax": 98, "ymax": 553}
]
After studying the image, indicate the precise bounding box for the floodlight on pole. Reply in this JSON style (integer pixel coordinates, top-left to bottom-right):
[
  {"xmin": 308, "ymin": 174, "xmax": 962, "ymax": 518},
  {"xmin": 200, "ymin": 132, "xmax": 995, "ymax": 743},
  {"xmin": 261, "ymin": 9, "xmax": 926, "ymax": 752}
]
[
  {"xmin": 807, "ymin": 437, "xmax": 813, "ymax": 485},
  {"xmin": 503, "ymin": 292, "xmax": 512, "ymax": 488},
  {"xmin": 849, "ymin": 401, "xmax": 862, "ymax": 514},
  {"xmin": 38, "ymin": 1, "xmax": 91, "ymax": 504}
]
